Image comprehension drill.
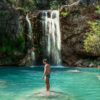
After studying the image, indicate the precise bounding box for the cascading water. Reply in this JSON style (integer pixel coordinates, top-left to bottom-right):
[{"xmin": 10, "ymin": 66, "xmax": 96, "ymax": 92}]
[
  {"xmin": 26, "ymin": 14, "xmax": 35, "ymax": 65},
  {"xmin": 26, "ymin": 14, "xmax": 33, "ymax": 40},
  {"xmin": 41, "ymin": 10, "xmax": 61, "ymax": 65}
]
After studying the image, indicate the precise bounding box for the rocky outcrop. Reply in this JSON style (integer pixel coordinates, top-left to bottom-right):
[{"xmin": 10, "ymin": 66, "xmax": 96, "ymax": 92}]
[
  {"xmin": 0, "ymin": 2, "xmax": 20, "ymax": 39},
  {"xmin": 60, "ymin": 5, "xmax": 100, "ymax": 66},
  {"xmin": 0, "ymin": 2, "xmax": 25, "ymax": 66}
]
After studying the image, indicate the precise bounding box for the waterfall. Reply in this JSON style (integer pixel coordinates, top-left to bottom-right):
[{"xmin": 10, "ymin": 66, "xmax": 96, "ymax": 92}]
[
  {"xmin": 41, "ymin": 10, "xmax": 61, "ymax": 65},
  {"xmin": 26, "ymin": 14, "xmax": 35, "ymax": 65},
  {"xmin": 26, "ymin": 14, "xmax": 33, "ymax": 40}
]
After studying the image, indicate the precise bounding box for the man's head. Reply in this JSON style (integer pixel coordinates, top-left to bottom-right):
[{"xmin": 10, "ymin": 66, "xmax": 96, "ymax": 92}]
[{"xmin": 43, "ymin": 59, "xmax": 48, "ymax": 65}]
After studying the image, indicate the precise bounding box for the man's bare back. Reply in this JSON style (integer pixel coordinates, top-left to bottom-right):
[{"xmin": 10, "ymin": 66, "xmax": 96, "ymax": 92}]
[{"xmin": 45, "ymin": 64, "xmax": 51, "ymax": 75}]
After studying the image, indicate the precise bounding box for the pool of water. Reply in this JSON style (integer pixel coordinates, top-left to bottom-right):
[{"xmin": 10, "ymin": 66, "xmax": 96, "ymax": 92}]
[{"xmin": 0, "ymin": 66, "xmax": 100, "ymax": 100}]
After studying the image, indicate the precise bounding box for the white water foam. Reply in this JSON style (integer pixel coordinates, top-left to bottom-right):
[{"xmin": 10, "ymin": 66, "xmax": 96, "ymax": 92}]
[
  {"xmin": 26, "ymin": 14, "xmax": 35, "ymax": 64},
  {"xmin": 41, "ymin": 10, "xmax": 61, "ymax": 65},
  {"xmin": 26, "ymin": 14, "xmax": 33, "ymax": 39}
]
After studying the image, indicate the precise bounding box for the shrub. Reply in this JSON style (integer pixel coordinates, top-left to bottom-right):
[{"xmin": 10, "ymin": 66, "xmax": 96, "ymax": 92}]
[
  {"xmin": 0, "ymin": 28, "xmax": 25, "ymax": 54},
  {"xmin": 84, "ymin": 5, "xmax": 100, "ymax": 56}
]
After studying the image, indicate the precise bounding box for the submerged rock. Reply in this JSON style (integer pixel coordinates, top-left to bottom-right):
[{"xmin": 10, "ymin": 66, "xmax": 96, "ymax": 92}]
[
  {"xmin": 0, "ymin": 80, "xmax": 7, "ymax": 85},
  {"xmin": 67, "ymin": 70, "xmax": 80, "ymax": 72},
  {"xmin": 17, "ymin": 88, "xmax": 71, "ymax": 100},
  {"xmin": 97, "ymin": 75, "xmax": 100, "ymax": 80}
]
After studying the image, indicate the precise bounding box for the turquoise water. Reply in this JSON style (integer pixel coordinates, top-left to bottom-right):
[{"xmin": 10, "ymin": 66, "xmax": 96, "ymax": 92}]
[{"xmin": 0, "ymin": 66, "xmax": 100, "ymax": 100}]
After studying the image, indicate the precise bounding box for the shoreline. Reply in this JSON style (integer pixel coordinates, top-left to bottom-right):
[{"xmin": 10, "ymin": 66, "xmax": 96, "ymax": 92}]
[{"xmin": 0, "ymin": 65, "xmax": 100, "ymax": 69}]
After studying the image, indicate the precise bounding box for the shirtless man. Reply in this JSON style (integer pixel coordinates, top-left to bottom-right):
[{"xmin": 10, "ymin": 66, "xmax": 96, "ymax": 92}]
[{"xmin": 42, "ymin": 59, "xmax": 51, "ymax": 91}]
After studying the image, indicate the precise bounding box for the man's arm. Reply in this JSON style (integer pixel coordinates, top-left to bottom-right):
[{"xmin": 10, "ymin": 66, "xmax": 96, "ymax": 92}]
[{"xmin": 42, "ymin": 66, "xmax": 47, "ymax": 79}]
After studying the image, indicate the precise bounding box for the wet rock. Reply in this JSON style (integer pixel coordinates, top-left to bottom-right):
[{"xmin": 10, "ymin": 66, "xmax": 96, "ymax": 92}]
[
  {"xmin": 98, "ymin": 65, "xmax": 100, "ymax": 68},
  {"xmin": 89, "ymin": 63, "xmax": 94, "ymax": 67},
  {"xmin": 97, "ymin": 57, "xmax": 100, "ymax": 61},
  {"xmin": 74, "ymin": 59, "xmax": 83, "ymax": 66},
  {"xmin": 77, "ymin": 64, "xmax": 82, "ymax": 67},
  {"xmin": 83, "ymin": 62, "xmax": 89, "ymax": 67}
]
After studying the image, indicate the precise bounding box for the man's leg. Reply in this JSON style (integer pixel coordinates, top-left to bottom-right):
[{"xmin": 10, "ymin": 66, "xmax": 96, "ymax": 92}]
[{"xmin": 45, "ymin": 77, "xmax": 50, "ymax": 91}]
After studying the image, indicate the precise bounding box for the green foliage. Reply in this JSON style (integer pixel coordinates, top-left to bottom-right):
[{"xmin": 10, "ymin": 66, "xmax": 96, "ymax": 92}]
[
  {"xmin": 50, "ymin": 0, "xmax": 62, "ymax": 10},
  {"xmin": 84, "ymin": 5, "xmax": 100, "ymax": 55},
  {"xmin": 61, "ymin": 9, "xmax": 70, "ymax": 17},
  {"xmin": 2, "ymin": 0, "xmax": 37, "ymax": 11},
  {"xmin": 49, "ymin": 0, "xmax": 78, "ymax": 9},
  {"xmin": 20, "ymin": 0, "xmax": 37, "ymax": 11},
  {"xmin": 96, "ymin": 5, "xmax": 100, "ymax": 14},
  {"xmin": 0, "ymin": 55, "xmax": 20, "ymax": 63},
  {"xmin": 0, "ymin": 10, "xmax": 8, "ymax": 16},
  {"xmin": 84, "ymin": 20, "xmax": 100, "ymax": 55},
  {"xmin": 0, "ymin": 28, "xmax": 25, "ymax": 54}
]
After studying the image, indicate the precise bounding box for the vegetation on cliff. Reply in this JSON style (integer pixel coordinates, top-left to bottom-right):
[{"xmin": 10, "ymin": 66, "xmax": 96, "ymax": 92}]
[{"xmin": 84, "ymin": 6, "xmax": 100, "ymax": 56}]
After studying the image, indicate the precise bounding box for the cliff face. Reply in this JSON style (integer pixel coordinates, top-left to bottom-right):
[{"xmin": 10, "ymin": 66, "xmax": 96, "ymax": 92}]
[
  {"xmin": 0, "ymin": 3, "xmax": 19, "ymax": 39},
  {"xmin": 0, "ymin": 1, "xmax": 100, "ymax": 66},
  {"xmin": 60, "ymin": 5, "xmax": 100, "ymax": 66},
  {"xmin": 26, "ymin": 5, "xmax": 100, "ymax": 66},
  {"xmin": 0, "ymin": 2, "xmax": 25, "ymax": 66}
]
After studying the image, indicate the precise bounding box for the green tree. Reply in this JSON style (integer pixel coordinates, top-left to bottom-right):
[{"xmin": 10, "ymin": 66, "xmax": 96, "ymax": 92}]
[{"xmin": 84, "ymin": 5, "xmax": 100, "ymax": 56}]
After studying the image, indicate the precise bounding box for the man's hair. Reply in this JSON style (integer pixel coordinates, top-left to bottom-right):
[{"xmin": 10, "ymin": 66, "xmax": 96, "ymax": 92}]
[{"xmin": 43, "ymin": 59, "xmax": 48, "ymax": 63}]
